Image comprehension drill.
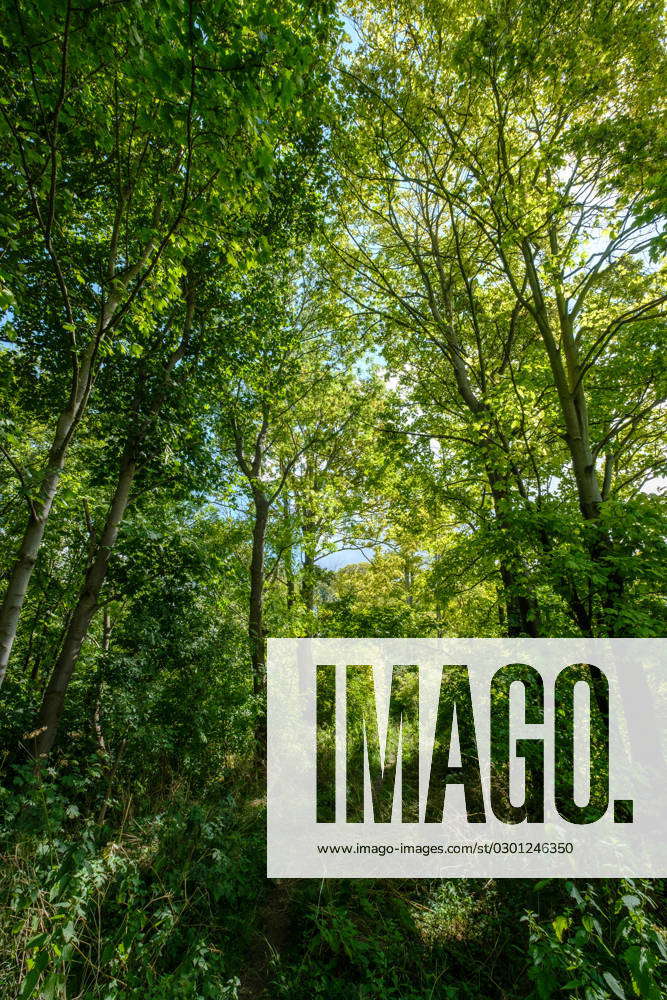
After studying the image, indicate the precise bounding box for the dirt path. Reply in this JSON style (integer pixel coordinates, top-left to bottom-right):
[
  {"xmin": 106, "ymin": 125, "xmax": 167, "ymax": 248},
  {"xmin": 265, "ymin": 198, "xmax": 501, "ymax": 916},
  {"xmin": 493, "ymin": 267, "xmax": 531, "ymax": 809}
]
[{"xmin": 239, "ymin": 878, "xmax": 295, "ymax": 998}]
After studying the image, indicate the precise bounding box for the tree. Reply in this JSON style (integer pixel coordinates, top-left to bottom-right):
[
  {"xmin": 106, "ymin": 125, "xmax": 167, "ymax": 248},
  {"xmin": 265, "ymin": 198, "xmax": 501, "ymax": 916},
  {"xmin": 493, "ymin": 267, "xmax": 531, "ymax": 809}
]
[
  {"xmin": 335, "ymin": 0, "xmax": 666, "ymax": 636},
  {"xmin": 212, "ymin": 256, "xmax": 368, "ymax": 733},
  {"xmin": 32, "ymin": 272, "xmax": 201, "ymax": 754},
  {"xmin": 0, "ymin": 0, "xmax": 337, "ymax": 683}
]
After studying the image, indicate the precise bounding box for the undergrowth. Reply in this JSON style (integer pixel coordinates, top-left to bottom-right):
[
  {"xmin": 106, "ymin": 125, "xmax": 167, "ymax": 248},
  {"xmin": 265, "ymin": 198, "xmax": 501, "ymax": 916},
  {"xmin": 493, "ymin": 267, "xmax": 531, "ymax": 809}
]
[{"xmin": 1, "ymin": 758, "xmax": 665, "ymax": 1000}]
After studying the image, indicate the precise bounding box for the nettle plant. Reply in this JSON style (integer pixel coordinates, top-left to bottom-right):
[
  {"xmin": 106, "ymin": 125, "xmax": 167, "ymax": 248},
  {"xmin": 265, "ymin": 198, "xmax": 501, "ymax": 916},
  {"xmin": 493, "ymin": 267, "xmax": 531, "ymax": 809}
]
[{"xmin": 524, "ymin": 880, "xmax": 667, "ymax": 1000}]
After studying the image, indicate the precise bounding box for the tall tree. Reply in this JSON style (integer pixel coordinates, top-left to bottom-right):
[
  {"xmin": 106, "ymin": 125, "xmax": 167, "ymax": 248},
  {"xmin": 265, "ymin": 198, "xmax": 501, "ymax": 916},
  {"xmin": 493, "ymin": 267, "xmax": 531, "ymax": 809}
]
[
  {"xmin": 212, "ymin": 257, "xmax": 367, "ymax": 731},
  {"xmin": 0, "ymin": 0, "xmax": 336, "ymax": 683},
  {"xmin": 32, "ymin": 275, "xmax": 200, "ymax": 754},
  {"xmin": 335, "ymin": 0, "xmax": 666, "ymax": 635}
]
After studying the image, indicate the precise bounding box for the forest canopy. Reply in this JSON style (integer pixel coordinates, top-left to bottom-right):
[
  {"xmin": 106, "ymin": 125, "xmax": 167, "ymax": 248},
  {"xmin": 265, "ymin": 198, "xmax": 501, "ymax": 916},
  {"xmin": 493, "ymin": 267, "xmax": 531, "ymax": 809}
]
[{"xmin": 0, "ymin": 0, "xmax": 665, "ymax": 998}]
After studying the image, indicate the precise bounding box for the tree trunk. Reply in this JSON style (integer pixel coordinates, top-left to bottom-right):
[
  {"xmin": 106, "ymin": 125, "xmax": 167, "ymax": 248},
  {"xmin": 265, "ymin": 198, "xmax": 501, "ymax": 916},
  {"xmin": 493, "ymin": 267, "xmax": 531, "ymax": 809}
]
[
  {"xmin": 487, "ymin": 468, "xmax": 541, "ymax": 637},
  {"xmin": 301, "ymin": 549, "xmax": 316, "ymax": 612},
  {"xmin": 34, "ymin": 450, "xmax": 137, "ymax": 755},
  {"xmin": 93, "ymin": 609, "xmax": 111, "ymax": 753},
  {"xmin": 285, "ymin": 563, "xmax": 295, "ymax": 609},
  {"xmin": 30, "ymin": 289, "xmax": 194, "ymax": 754},
  {"xmin": 521, "ymin": 240, "xmax": 624, "ymax": 631},
  {"xmin": 0, "ymin": 408, "xmax": 78, "ymax": 686},
  {"xmin": 0, "ymin": 312, "xmax": 115, "ymax": 687},
  {"xmin": 299, "ymin": 493, "xmax": 319, "ymax": 613},
  {"xmin": 249, "ymin": 489, "xmax": 269, "ymax": 692},
  {"xmin": 521, "ymin": 240, "xmax": 603, "ymax": 521},
  {"xmin": 249, "ymin": 489, "xmax": 269, "ymax": 747},
  {"xmin": 497, "ymin": 564, "xmax": 540, "ymax": 637},
  {"xmin": 281, "ymin": 493, "xmax": 295, "ymax": 609},
  {"xmin": 419, "ymin": 274, "xmax": 542, "ymax": 637}
]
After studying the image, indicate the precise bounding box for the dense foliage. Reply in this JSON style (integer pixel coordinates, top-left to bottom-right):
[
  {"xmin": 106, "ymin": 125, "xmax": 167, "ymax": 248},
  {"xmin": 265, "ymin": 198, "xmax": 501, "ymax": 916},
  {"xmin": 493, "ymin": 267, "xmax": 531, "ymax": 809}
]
[{"xmin": 0, "ymin": 0, "xmax": 665, "ymax": 997}]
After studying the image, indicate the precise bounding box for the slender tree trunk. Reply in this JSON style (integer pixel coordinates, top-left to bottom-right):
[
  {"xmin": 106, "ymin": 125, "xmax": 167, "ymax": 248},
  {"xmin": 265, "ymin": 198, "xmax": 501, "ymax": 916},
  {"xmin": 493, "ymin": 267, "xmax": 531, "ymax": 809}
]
[
  {"xmin": 249, "ymin": 490, "xmax": 269, "ymax": 687},
  {"xmin": 299, "ymin": 492, "xmax": 319, "ymax": 613},
  {"xmin": 301, "ymin": 548, "xmax": 316, "ymax": 612},
  {"xmin": 0, "ymin": 309, "xmax": 117, "ymax": 687},
  {"xmin": 249, "ymin": 489, "xmax": 269, "ymax": 746},
  {"xmin": 285, "ymin": 561, "xmax": 295, "ymax": 609},
  {"xmin": 31, "ymin": 294, "xmax": 193, "ymax": 754},
  {"xmin": 93, "ymin": 609, "xmax": 111, "ymax": 753},
  {"xmin": 34, "ymin": 450, "xmax": 137, "ymax": 755},
  {"xmin": 281, "ymin": 493, "xmax": 295, "ymax": 609},
  {"xmin": 0, "ymin": 410, "xmax": 78, "ymax": 685},
  {"xmin": 283, "ymin": 549, "xmax": 296, "ymax": 609}
]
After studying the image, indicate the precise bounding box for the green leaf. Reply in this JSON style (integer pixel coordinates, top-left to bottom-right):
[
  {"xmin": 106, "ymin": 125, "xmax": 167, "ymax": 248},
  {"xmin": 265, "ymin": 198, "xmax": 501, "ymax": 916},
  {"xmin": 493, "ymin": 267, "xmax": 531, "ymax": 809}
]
[
  {"xmin": 624, "ymin": 945, "xmax": 657, "ymax": 997},
  {"xmin": 19, "ymin": 950, "xmax": 49, "ymax": 1000},
  {"xmin": 42, "ymin": 972, "xmax": 64, "ymax": 1000},
  {"xmin": 602, "ymin": 971, "xmax": 626, "ymax": 999},
  {"xmin": 552, "ymin": 915, "xmax": 569, "ymax": 942},
  {"xmin": 25, "ymin": 932, "xmax": 48, "ymax": 950}
]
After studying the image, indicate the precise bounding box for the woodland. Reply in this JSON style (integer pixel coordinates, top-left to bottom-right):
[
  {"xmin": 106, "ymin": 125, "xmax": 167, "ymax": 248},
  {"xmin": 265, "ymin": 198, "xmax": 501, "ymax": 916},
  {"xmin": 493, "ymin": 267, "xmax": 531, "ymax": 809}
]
[{"xmin": 0, "ymin": 0, "xmax": 666, "ymax": 997}]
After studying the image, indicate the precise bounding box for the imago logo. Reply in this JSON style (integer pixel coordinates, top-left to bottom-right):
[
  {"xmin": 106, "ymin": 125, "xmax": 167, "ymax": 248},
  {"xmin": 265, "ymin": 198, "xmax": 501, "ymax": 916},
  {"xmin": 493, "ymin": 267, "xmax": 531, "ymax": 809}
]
[{"xmin": 267, "ymin": 639, "xmax": 666, "ymax": 877}]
